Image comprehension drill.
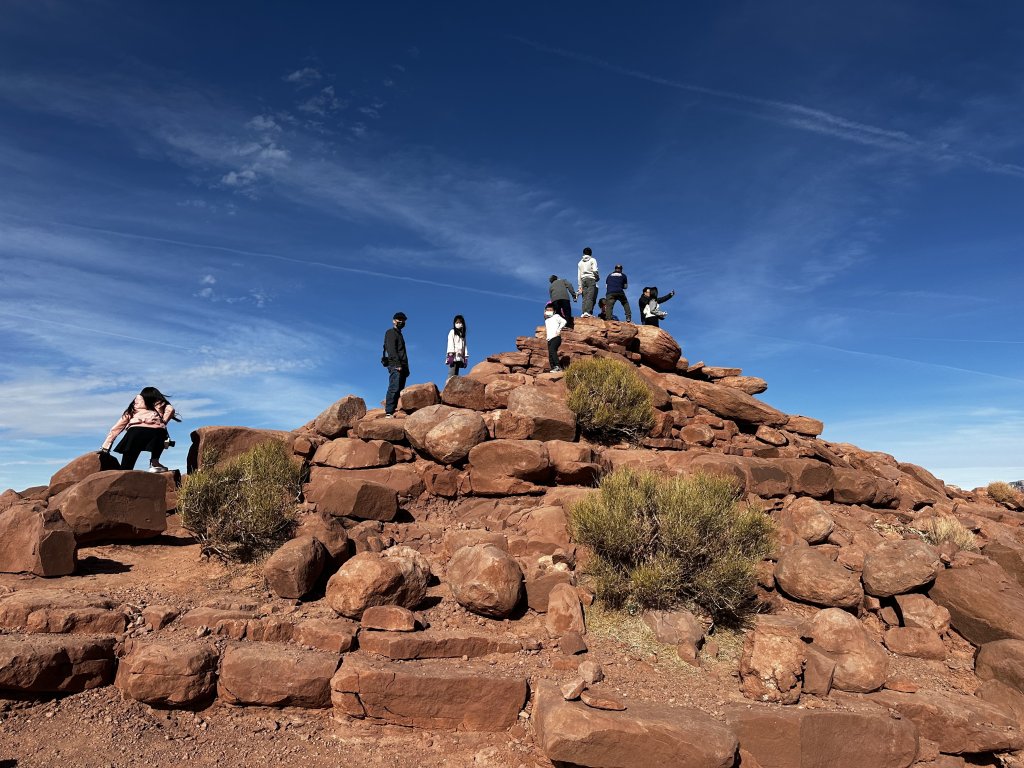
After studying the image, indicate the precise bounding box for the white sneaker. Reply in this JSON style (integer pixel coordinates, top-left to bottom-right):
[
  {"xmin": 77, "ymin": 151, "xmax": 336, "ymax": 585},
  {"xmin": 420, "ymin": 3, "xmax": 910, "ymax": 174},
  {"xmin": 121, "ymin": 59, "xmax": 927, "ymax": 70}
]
[
  {"xmin": 148, "ymin": 464, "xmax": 169, "ymax": 473},
  {"xmin": 580, "ymin": 313, "xmax": 592, "ymax": 318}
]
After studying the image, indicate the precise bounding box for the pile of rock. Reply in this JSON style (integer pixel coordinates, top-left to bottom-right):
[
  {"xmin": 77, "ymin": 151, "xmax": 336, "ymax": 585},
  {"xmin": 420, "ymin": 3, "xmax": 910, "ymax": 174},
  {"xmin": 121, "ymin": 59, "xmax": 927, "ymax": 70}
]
[{"xmin": 4, "ymin": 318, "xmax": 1024, "ymax": 768}]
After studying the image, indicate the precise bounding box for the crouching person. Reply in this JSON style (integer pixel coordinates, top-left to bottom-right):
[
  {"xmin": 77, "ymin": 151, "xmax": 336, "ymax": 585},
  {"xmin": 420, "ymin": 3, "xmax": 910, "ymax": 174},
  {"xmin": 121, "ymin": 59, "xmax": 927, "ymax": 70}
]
[{"xmin": 101, "ymin": 386, "xmax": 178, "ymax": 471}]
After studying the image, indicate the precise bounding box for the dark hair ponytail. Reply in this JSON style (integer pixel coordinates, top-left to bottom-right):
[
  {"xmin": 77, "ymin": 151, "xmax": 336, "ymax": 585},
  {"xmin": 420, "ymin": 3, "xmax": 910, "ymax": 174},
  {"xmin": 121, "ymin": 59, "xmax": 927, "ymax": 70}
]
[{"xmin": 123, "ymin": 386, "xmax": 179, "ymax": 420}]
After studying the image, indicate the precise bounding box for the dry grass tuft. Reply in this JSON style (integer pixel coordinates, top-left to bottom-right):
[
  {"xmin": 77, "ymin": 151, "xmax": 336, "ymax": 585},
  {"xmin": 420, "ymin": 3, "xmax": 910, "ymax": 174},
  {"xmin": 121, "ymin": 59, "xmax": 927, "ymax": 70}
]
[
  {"xmin": 988, "ymin": 481, "xmax": 1023, "ymax": 507},
  {"xmin": 919, "ymin": 515, "xmax": 978, "ymax": 552}
]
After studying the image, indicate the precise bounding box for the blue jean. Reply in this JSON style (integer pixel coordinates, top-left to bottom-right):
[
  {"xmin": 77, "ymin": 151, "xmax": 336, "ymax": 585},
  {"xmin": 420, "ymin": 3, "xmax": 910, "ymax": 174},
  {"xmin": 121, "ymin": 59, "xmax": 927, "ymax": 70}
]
[{"xmin": 385, "ymin": 367, "xmax": 408, "ymax": 414}]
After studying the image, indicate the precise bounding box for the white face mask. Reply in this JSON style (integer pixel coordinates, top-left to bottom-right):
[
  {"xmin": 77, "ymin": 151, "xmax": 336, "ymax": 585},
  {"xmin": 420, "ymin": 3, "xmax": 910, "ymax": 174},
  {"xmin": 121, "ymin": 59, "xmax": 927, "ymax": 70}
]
[
  {"xmin": 545, "ymin": 312, "xmax": 554, "ymax": 319},
  {"xmin": 455, "ymin": 323, "xmax": 463, "ymax": 329}
]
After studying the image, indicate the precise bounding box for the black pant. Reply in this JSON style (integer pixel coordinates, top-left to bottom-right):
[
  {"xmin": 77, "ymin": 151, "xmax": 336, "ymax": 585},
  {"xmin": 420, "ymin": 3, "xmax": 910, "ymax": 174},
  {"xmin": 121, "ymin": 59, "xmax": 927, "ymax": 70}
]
[
  {"xmin": 551, "ymin": 299, "xmax": 574, "ymax": 329},
  {"xmin": 643, "ymin": 317, "xmax": 660, "ymax": 327},
  {"xmin": 605, "ymin": 291, "xmax": 631, "ymax": 322},
  {"xmin": 385, "ymin": 366, "xmax": 408, "ymax": 414},
  {"xmin": 547, "ymin": 336, "xmax": 562, "ymax": 369},
  {"xmin": 121, "ymin": 442, "xmax": 164, "ymax": 470}
]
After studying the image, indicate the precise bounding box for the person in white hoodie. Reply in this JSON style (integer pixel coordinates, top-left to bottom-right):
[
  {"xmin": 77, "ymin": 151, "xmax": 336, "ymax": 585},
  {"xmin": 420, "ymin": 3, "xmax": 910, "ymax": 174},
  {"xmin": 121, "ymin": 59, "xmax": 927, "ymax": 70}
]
[
  {"xmin": 544, "ymin": 304, "xmax": 567, "ymax": 372},
  {"xmin": 446, "ymin": 314, "xmax": 469, "ymax": 379},
  {"xmin": 577, "ymin": 247, "xmax": 599, "ymax": 317}
]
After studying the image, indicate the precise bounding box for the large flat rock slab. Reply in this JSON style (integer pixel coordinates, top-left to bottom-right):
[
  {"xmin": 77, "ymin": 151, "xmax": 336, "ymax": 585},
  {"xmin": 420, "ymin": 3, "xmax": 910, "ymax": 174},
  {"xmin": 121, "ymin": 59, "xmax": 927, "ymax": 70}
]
[
  {"xmin": 357, "ymin": 630, "xmax": 522, "ymax": 660},
  {"xmin": 534, "ymin": 681, "xmax": 738, "ymax": 768},
  {"xmin": 115, "ymin": 640, "xmax": 218, "ymax": 708},
  {"xmin": 331, "ymin": 657, "xmax": 527, "ymax": 731},
  {"xmin": 929, "ymin": 560, "xmax": 1024, "ymax": 645},
  {"xmin": 0, "ymin": 634, "xmax": 116, "ymax": 694},
  {"xmin": 728, "ymin": 705, "xmax": 918, "ymax": 768},
  {"xmin": 217, "ymin": 643, "xmax": 340, "ymax": 708},
  {"xmin": 0, "ymin": 589, "xmax": 123, "ymax": 633}
]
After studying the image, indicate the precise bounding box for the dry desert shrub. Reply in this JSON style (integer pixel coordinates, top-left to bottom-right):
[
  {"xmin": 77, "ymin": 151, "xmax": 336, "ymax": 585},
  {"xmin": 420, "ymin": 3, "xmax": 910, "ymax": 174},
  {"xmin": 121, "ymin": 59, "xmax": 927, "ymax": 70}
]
[
  {"xmin": 570, "ymin": 468, "xmax": 775, "ymax": 622},
  {"xmin": 987, "ymin": 481, "xmax": 1023, "ymax": 507},
  {"xmin": 564, "ymin": 357, "xmax": 655, "ymax": 442},
  {"xmin": 179, "ymin": 441, "xmax": 302, "ymax": 561},
  {"xmin": 919, "ymin": 515, "xmax": 977, "ymax": 552}
]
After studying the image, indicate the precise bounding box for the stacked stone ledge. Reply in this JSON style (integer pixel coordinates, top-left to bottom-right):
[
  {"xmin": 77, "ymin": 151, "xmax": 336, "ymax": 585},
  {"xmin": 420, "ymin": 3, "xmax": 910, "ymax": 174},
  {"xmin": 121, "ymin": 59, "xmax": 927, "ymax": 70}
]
[{"xmin": 5, "ymin": 318, "xmax": 1024, "ymax": 767}]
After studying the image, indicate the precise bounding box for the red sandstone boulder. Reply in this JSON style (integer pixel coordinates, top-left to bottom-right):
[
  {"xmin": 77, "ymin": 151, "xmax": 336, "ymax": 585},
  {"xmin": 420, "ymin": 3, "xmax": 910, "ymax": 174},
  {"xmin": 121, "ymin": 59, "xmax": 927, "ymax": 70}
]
[
  {"xmin": 354, "ymin": 414, "xmax": 407, "ymax": 442},
  {"xmin": 867, "ymin": 689, "xmax": 1024, "ymax": 754},
  {"xmin": 423, "ymin": 410, "xmax": 488, "ymax": 464},
  {"xmin": 883, "ymin": 627, "xmax": 946, "ymax": 660},
  {"xmin": 739, "ymin": 615, "xmax": 805, "ymax": 704},
  {"xmin": 399, "ymin": 383, "xmax": 441, "ymax": 412},
  {"xmin": 0, "ymin": 635, "xmax": 116, "ymax": 693},
  {"xmin": 534, "ymin": 681, "xmax": 738, "ymax": 768},
  {"xmin": 506, "ymin": 387, "xmax": 576, "ymax": 441},
  {"xmin": 57, "ymin": 470, "xmax": 167, "ymax": 544},
  {"xmin": 831, "ymin": 467, "xmax": 898, "ymax": 507},
  {"xmin": 929, "ymin": 560, "xmax": 1024, "ymax": 645},
  {"xmin": 312, "ymin": 438, "xmax": 395, "ymax": 469},
  {"xmin": 403, "ymin": 403, "xmax": 458, "ymax": 451},
  {"xmin": 774, "ymin": 546, "xmax": 863, "ymax": 608},
  {"xmin": 446, "ymin": 544, "xmax": 524, "ymax": 618},
  {"xmin": 47, "ymin": 452, "xmax": 120, "ymax": 496},
  {"xmin": 776, "ymin": 498, "xmax": 834, "ymax": 544},
  {"xmin": 360, "ymin": 605, "xmax": 416, "ymax": 632},
  {"xmin": 785, "ymin": 415, "xmax": 824, "ymax": 436},
  {"xmin": 186, "ymin": 426, "xmax": 296, "ymax": 471},
  {"xmin": 115, "ymin": 640, "xmax": 218, "ymax": 707},
  {"xmin": 717, "ymin": 376, "xmax": 769, "ymax": 395},
  {"xmin": 895, "ymin": 593, "xmax": 950, "ymax": 634},
  {"xmin": 325, "ymin": 546, "xmax": 431, "ymax": 618},
  {"xmin": 0, "ymin": 503, "xmax": 76, "ymax": 576},
  {"xmin": 263, "ymin": 536, "xmax": 328, "ymax": 599},
  {"xmin": 218, "ymin": 643, "xmax": 339, "ymax": 708},
  {"xmin": 483, "ymin": 375, "xmax": 529, "ymax": 409},
  {"xmin": 310, "ymin": 395, "xmax": 367, "ymax": 438},
  {"xmin": 546, "ymin": 583, "xmax": 585, "ymax": 637},
  {"xmin": 632, "ymin": 325, "xmax": 682, "ymax": 371},
  {"xmin": 357, "ymin": 630, "xmax": 522, "ymax": 660},
  {"xmin": 304, "ymin": 469, "xmax": 399, "ymax": 521},
  {"xmin": 806, "ymin": 608, "xmax": 887, "ymax": 693},
  {"xmin": 862, "ymin": 540, "xmax": 941, "ymax": 597},
  {"xmin": 468, "ymin": 440, "xmax": 550, "ymax": 483},
  {"xmin": 728, "ymin": 706, "xmax": 918, "ymax": 768},
  {"xmin": 294, "ymin": 618, "xmax": 358, "ymax": 653},
  {"xmin": 0, "ymin": 590, "xmax": 119, "ymax": 631},
  {"xmin": 440, "ymin": 376, "xmax": 489, "ymax": 411},
  {"xmin": 976, "ymin": 639, "xmax": 1024, "ymax": 694},
  {"xmin": 331, "ymin": 657, "xmax": 528, "ymax": 731},
  {"xmin": 642, "ymin": 609, "xmax": 705, "ymax": 648},
  {"xmin": 668, "ymin": 378, "xmax": 788, "ymax": 428},
  {"xmin": 294, "ymin": 512, "xmax": 351, "ymax": 565},
  {"xmin": 982, "ymin": 540, "xmax": 1024, "ymax": 587}
]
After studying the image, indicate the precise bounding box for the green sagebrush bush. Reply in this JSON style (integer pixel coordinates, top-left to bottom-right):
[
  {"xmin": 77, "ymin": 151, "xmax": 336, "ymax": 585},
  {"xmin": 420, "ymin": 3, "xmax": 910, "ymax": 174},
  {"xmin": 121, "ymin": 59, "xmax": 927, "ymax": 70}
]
[
  {"xmin": 570, "ymin": 468, "xmax": 775, "ymax": 622},
  {"xmin": 564, "ymin": 357, "xmax": 655, "ymax": 442},
  {"xmin": 179, "ymin": 440, "xmax": 302, "ymax": 561}
]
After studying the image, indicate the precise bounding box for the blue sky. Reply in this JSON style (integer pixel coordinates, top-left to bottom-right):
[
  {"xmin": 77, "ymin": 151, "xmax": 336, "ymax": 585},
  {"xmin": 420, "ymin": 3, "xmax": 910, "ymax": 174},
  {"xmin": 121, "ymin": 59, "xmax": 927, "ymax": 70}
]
[{"xmin": 1, "ymin": 1, "xmax": 1022, "ymax": 491}]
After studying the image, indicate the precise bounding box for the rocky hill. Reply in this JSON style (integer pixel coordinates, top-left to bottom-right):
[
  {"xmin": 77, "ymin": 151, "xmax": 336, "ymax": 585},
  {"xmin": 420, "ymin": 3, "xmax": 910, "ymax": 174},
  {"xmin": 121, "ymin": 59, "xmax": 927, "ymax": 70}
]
[{"xmin": 3, "ymin": 317, "xmax": 1024, "ymax": 768}]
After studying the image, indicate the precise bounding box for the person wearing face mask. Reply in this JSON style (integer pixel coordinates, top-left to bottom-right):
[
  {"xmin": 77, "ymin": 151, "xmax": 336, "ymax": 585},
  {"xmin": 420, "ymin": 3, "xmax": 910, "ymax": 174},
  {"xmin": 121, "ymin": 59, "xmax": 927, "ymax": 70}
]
[
  {"xmin": 382, "ymin": 311, "xmax": 410, "ymax": 417},
  {"xmin": 544, "ymin": 303, "xmax": 567, "ymax": 373},
  {"xmin": 446, "ymin": 314, "xmax": 469, "ymax": 379}
]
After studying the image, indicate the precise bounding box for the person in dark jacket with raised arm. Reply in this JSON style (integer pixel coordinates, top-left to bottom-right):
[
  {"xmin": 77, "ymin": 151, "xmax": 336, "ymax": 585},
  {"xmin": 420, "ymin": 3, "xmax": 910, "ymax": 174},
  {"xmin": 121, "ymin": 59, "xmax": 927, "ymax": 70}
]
[
  {"xmin": 383, "ymin": 311, "xmax": 409, "ymax": 417},
  {"xmin": 548, "ymin": 275, "xmax": 576, "ymax": 329},
  {"xmin": 640, "ymin": 286, "xmax": 675, "ymax": 327},
  {"xmin": 604, "ymin": 263, "xmax": 631, "ymax": 323}
]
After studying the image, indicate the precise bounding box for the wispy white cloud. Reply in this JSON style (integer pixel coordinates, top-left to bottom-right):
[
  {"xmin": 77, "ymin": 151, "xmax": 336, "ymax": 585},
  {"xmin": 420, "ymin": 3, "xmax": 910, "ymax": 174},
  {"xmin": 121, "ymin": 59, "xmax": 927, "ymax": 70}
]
[
  {"xmin": 298, "ymin": 85, "xmax": 344, "ymax": 116},
  {"xmin": 511, "ymin": 36, "xmax": 1024, "ymax": 180},
  {"xmin": 284, "ymin": 67, "xmax": 321, "ymax": 86}
]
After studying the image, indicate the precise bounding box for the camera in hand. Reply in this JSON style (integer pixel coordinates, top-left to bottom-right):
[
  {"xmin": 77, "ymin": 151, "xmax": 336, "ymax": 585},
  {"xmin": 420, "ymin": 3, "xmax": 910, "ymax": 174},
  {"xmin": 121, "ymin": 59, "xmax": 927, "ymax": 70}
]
[{"xmin": 164, "ymin": 438, "xmax": 175, "ymax": 449}]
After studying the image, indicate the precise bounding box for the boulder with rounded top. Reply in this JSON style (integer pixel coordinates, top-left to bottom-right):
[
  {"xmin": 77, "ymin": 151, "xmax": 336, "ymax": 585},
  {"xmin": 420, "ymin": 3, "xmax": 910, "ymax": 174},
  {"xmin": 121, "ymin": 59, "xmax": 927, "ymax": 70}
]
[
  {"xmin": 806, "ymin": 607, "xmax": 887, "ymax": 693},
  {"xmin": 423, "ymin": 410, "xmax": 488, "ymax": 464},
  {"xmin": 398, "ymin": 383, "xmax": 440, "ymax": 412},
  {"xmin": 929, "ymin": 560, "xmax": 1024, "ymax": 645},
  {"xmin": 312, "ymin": 438, "xmax": 395, "ymax": 469},
  {"xmin": 57, "ymin": 470, "xmax": 167, "ymax": 544},
  {"xmin": 326, "ymin": 546, "xmax": 431, "ymax": 619},
  {"xmin": 403, "ymin": 403, "xmax": 459, "ymax": 451},
  {"xmin": 739, "ymin": 615, "xmax": 805, "ymax": 705},
  {"xmin": 447, "ymin": 544, "xmax": 524, "ymax": 618},
  {"xmin": 777, "ymin": 498, "xmax": 834, "ymax": 544},
  {"xmin": 47, "ymin": 452, "xmax": 120, "ymax": 496},
  {"xmin": 668, "ymin": 378, "xmax": 788, "ymax": 428},
  {"xmin": 294, "ymin": 512, "xmax": 351, "ymax": 565},
  {"xmin": 263, "ymin": 536, "xmax": 328, "ymax": 599},
  {"xmin": 774, "ymin": 545, "xmax": 863, "ymax": 608},
  {"xmin": 311, "ymin": 395, "xmax": 368, "ymax": 439},
  {"xmin": 632, "ymin": 325, "xmax": 682, "ymax": 371},
  {"xmin": 862, "ymin": 540, "xmax": 941, "ymax": 597},
  {"xmin": 440, "ymin": 376, "xmax": 488, "ymax": 410},
  {"xmin": 976, "ymin": 639, "xmax": 1024, "ymax": 694},
  {"xmin": 186, "ymin": 426, "xmax": 296, "ymax": 472}
]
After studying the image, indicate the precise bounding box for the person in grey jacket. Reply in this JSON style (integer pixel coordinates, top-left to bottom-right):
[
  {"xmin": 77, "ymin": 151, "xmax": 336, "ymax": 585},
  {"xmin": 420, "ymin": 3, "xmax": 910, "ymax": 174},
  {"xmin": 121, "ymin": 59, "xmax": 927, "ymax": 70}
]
[
  {"xmin": 548, "ymin": 275, "xmax": 576, "ymax": 329},
  {"xmin": 382, "ymin": 312, "xmax": 409, "ymax": 416}
]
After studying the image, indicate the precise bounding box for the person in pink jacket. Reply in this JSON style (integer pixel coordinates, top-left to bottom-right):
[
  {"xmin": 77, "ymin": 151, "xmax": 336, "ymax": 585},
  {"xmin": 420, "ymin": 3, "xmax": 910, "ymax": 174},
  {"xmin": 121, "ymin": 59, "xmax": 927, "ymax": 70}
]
[{"xmin": 100, "ymin": 386, "xmax": 178, "ymax": 472}]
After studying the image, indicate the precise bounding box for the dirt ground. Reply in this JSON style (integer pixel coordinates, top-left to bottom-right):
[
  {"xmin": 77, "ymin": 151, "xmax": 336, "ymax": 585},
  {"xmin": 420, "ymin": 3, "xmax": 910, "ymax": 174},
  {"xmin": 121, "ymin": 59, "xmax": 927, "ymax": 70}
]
[{"xmin": 0, "ymin": 508, "xmax": 983, "ymax": 767}]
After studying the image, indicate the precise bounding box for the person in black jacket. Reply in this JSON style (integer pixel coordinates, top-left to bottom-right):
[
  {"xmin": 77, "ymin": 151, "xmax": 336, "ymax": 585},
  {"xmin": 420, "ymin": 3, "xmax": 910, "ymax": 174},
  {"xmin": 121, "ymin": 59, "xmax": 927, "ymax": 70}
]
[
  {"xmin": 383, "ymin": 311, "xmax": 409, "ymax": 417},
  {"xmin": 604, "ymin": 263, "xmax": 631, "ymax": 322},
  {"xmin": 639, "ymin": 286, "xmax": 675, "ymax": 327}
]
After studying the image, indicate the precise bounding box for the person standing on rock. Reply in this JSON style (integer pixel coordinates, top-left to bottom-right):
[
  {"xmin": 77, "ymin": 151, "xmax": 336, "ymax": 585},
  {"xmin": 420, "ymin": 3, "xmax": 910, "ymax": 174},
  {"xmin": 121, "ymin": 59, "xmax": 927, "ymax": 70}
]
[
  {"xmin": 548, "ymin": 274, "xmax": 576, "ymax": 329},
  {"xmin": 640, "ymin": 286, "xmax": 675, "ymax": 327},
  {"xmin": 446, "ymin": 314, "xmax": 468, "ymax": 380},
  {"xmin": 100, "ymin": 386, "xmax": 179, "ymax": 471},
  {"xmin": 382, "ymin": 311, "xmax": 409, "ymax": 417},
  {"xmin": 577, "ymin": 247, "xmax": 599, "ymax": 318},
  {"xmin": 544, "ymin": 304, "xmax": 567, "ymax": 373},
  {"xmin": 604, "ymin": 263, "xmax": 632, "ymax": 323}
]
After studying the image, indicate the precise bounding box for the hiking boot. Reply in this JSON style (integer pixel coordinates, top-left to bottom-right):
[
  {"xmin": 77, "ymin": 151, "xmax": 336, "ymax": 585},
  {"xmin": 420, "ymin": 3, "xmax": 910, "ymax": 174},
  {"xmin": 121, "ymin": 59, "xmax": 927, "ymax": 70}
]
[
  {"xmin": 550, "ymin": 366, "xmax": 563, "ymax": 372},
  {"xmin": 148, "ymin": 463, "xmax": 169, "ymax": 473}
]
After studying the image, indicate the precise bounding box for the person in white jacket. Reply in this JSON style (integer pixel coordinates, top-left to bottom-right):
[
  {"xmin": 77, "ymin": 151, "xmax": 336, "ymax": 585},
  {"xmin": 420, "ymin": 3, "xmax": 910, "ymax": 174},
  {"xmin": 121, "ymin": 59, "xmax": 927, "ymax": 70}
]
[
  {"xmin": 577, "ymin": 247, "xmax": 599, "ymax": 317},
  {"xmin": 446, "ymin": 314, "xmax": 469, "ymax": 379},
  {"xmin": 544, "ymin": 304, "xmax": 567, "ymax": 372}
]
